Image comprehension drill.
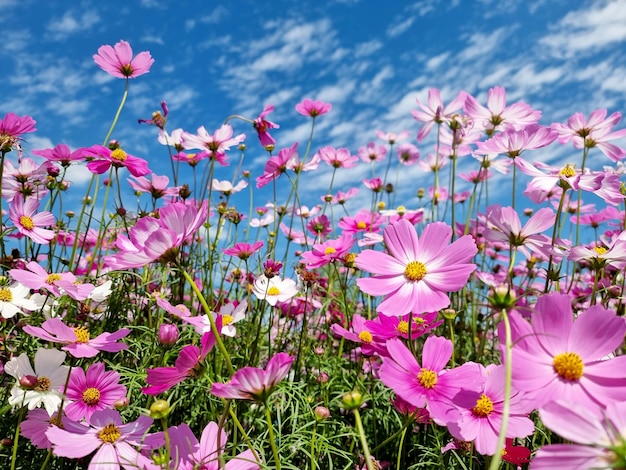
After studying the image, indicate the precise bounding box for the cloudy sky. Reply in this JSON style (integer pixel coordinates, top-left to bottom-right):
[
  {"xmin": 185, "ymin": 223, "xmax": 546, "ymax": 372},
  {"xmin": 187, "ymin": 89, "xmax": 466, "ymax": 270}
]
[{"xmin": 2, "ymin": 0, "xmax": 626, "ymax": 216}]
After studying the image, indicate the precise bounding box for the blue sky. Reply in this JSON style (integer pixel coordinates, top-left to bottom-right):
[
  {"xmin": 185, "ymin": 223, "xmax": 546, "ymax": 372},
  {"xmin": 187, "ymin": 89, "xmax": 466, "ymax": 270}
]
[{"xmin": 2, "ymin": 0, "xmax": 626, "ymax": 219}]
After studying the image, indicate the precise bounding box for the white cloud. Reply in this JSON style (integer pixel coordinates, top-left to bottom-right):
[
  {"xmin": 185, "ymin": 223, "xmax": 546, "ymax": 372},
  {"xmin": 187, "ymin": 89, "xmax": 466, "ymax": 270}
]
[
  {"xmin": 386, "ymin": 17, "xmax": 414, "ymax": 38},
  {"xmin": 354, "ymin": 40, "xmax": 383, "ymax": 58},
  {"xmin": 425, "ymin": 52, "xmax": 450, "ymax": 71},
  {"xmin": 185, "ymin": 5, "xmax": 229, "ymax": 31},
  {"xmin": 540, "ymin": 0, "xmax": 626, "ymax": 58},
  {"xmin": 46, "ymin": 9, "xmax": 100, "ymax": 40}
]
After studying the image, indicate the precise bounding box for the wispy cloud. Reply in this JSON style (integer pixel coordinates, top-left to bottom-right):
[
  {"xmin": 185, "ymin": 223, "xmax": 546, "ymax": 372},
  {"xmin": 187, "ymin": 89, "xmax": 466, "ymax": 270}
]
[
  {"xmin": 540, "ymin": 0, "xmax": 626, "ymax": 58},
  {"xmin": 46, "ymin": 9, "xmax": 100, "ymax": 41},
  {"xmin": 387, "ymin": 17, "xmax": 414, "ymax": 38}
]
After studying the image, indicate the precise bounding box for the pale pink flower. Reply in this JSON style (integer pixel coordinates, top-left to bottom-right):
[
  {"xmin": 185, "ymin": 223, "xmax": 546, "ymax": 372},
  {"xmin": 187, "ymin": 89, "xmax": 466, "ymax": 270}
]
[
  {"xmin": 23, "ymin": 318, "xmax": 130, "ymax": 358},
  {"xmin": 9, "ymin": 261, "xmax": 94, "ymax": 300},
  {"xmin": 358, "ymin": 142, "xmax": 387, "ymax": 163},
  {"xmin": 252, "ymin": 275, "xmax": 298, "ymax": 306},
  {"xmin": 182, "ymin": 124, "xmax": 245, "ymax": 163},
  {"xmin": 376, "ymin": 130, "xmax": 410, "ymax": 144},
  {"xmin": 128, "ymin": 173, "xmax": 179, "ymax": 198},
  {"xmin": 300, "ymin": 233, "xmax": 355, "ymax": 269},
  {"xmin": 211, "ymin": 179, "xmax": 248, "ymax": 195},
  {"xmin": 93, "ymin": 40, "xmax": 154, "ymax": 78},
  {"xmin": 411, "ymin": 88, "xmax": 467, "ymax": 142},
  {"xmin": 317, "ymin": 146, "xmax": 359, "ymax": 168}
]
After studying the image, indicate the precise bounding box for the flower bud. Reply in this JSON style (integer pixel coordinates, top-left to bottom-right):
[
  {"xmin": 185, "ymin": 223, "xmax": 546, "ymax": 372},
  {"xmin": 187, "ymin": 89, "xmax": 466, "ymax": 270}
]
[
  {"xmin": 342, "ymin": 390, "xmax": 364, "ymax": 410},
  {"xmin": 158, "ymin": 324, "xmax": 179, "ymax": 346},
  {"xmin": 114, "ymin": 396, "xmax": 130, "ymax": 410},
  {"xmin": 314, "ymin": 406, "xmax": 330, "ymax": 421},
  {"xmin": 149, "ymin": 399, "xmax": 170, "ymax": 419},
  {"xmin": 442, "ymin": 309, "xmax": 456, "ymax": 320},
  {"xmin": 19, "ymin": 375, "xmax": 38, "ymax": 389}
]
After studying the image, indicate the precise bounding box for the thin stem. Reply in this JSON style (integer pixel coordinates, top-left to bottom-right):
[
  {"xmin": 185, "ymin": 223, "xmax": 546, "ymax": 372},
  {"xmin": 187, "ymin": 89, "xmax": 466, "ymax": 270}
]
[
  {"xmin": 353, "ymin": 408, "xmax": 375, "ymax": 470},
  {"xmin": 265, "ymin": 405, "xmax": 281, "ymax": 470},
  {"xmin": 102, "ymin": 79, "xmax": 130, "ymax": 146}
]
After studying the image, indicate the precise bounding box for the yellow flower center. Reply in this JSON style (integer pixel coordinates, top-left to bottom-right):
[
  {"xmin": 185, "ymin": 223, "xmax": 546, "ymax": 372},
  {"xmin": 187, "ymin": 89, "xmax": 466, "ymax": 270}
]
[
  {"xmin": 417, "ymin": 369, "xmax": 438, "ymax": 389},
  {"xmin": 471, "ymin": 394, "xmax": 494, "ymax": 417},
  {"xmin": 110, "ymin": 149, "xmax": 127, "ymax": 162},
  {"xmin": 559, "ymin": 164, "xmax": 576, "ymax": 178},
  {"xmin": 594, "ymin": 246, "xmax": 608, "ymax": 255},
  {"xmin": 396, "ymin": 205, "xmax": 406, "ymax": 215},
  {"xmin": 553, "ymin": 352, "xmax": 584, "ymax": 381},
  {"xmin": 35, "ymin": 376, "xmax": 51, "ymax": 392},
  {"xmin": 324, "ymin": 246, "xmax": 337, "ymax": 255},
  {"xmin": 222, "ymin": 314, "xmax": 233, "ymax": 326},
  {"xmin": 404, "ymin": 261, "xmax": 427, "ymax": 281},
  {"xmin": 19, "ymin": 215, "xmax": 35, "ymax": 230},
  {"xmin": 267, "ymin": 286, "xmax": 281, "ymax": 296},
  {"xmin": 358, "ymin": 331, "xmax": 373, "ymax": 343},
  {"xmin": 73, "ymin": 326, "xmax": 90, "ymax": 343},
  {"xmin": 356, "ymin": 221, "xmax": 367, "ymax": 229},
  {"xmin": 82, "ymin": 387, "xmax": 101, "ymax": 405},
  {"xmin": 397, "ymin": 320, "xmax": 409, "ymax": 334},
  {"xmin": 0, "ymin": 288, "xmax": 12, "ymax": 302},
  {"xmin": 46, "ymin": 273, "xmax": 62, "ymax": 285},
  {"xmin": 97, "ymin": 423, "xmax": 121, "ymax": 444}
]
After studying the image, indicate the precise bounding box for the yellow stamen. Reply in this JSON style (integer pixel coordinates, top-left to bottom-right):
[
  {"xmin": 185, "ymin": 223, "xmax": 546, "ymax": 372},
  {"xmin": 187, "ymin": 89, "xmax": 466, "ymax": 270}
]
[
  {"xmin": 594, "ymin": 246, "xmax": 608, "ymax": 255},
  {"xmin": 19, "ymin": 215, "xmax": 35, "ymax": 230},
  {"xmin": 267, "ymin": 286, "xmax": 281, "ymax": 296},
  {"xmin": 397, "ymin": 320, "xmax": 409, "ymax": 334},
  {"xmin": 417, "ymin": 369, "xmax": 437, "ymax": 389},
  {"xmin": 0, "ymin": 288, "xmax": 12, "ymax": 302},
  {"xmin": 46, "ymin": 273, "xmax": 62, "ymax": 285},
  {"xmin": 97, "ymin": 423, "xmax": 121, "ymax": 443},
  {"xmin": 82, "ymin": 388, "xmax": 101, "ymax": 405},
  {"xmin": 559, "ymin": 164, "xmax": 576, "ymax": 178},
  {"xmin": 356, "ymin": 221, "xmax": 367, "ymax": 229},
  {"xmin": 222, "ymin": 314, "xmax": 233, "ymax": 326},
  {"xmin": 472, "ymin": 394, "xmax": 494, "ymax": 417},
  {"xmin": 74, "ymin": 326, "xmax": 90, "ymax": 343},
  {"xmin": 110, "ymin": 149, "xmax": 127, "ymax": 162},
  {"xmin": 358, "ymin": 331, "xmax": 373, "ymax": 343},
  {"xmin": 35, "ymin": 376, "xmax": 51, "ymax": 392},
  {"xmin": 324, "ymin": 246, "xmax": 337, "ymax": 255},
  {"xmin": 404, "ymin": 261, "xmax": 427, "ymax": 281},
  {"xmin": 553, "ymin": 352, "xmax": 584, "ymax": 381}
]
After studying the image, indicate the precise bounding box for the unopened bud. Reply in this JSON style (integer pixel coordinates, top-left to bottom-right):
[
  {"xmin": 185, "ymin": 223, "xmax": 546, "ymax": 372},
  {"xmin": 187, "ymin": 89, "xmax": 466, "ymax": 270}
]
[
  {"xmin": 114, "ymin": 396, "xmax": 130, "ymax": 410},
  {"xmin": 314, "ymin": 406, "xmax": 330, "ymax": 421},
  {"xmin": 158, "ymin": 324, "xmax": 179, "ymax": 346},
  {"xmin": 342, "ymin": 390, "xmax": 364, "ymax": 410},
  {"xmin": 19, "ymin": 375, "xmax": 38, "ymax": 389},
  {"xmin": 149, "ymin": 399, "xmax": 170, "ymax": 419}
]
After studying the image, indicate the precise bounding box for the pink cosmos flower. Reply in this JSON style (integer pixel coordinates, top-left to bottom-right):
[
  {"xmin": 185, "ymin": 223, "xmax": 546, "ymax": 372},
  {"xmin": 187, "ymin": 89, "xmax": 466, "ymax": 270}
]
[
  {"xmin": 447, "ymin": 365, "xmax": 535, "ymax": 456},
  {"xmin": 300, "ymin": 233, "xmax": 355, "ymax": 269},
  {"xmin": 0, "ymin": 112, "xmax": 36, "ymax": 152},
  {"xmin": 211, "ymin": 352, "xmax": 294, "ymax": 403},
  {"xmin": 376, "ymin": 130, "xmax": 410, "ymax": 144},
  {"xmin": 64, "ymin": 362, "xmax": 127, "ymax": 421},
  {"xmin": 330, "ymin": 314, "xmax": 385, "ymax": 356},
  {"xmin": 358, "ymin": 142, "xmax": 387, "ymax": 163},
  {"xmin": 47, "ymin": 409, "xmax": 154, "ymax": 469},
  {"xmin": 306, "ymin": 214, "xmax": 332, "ymax": 238},
  {"xmin": 253, "ymin": 104, "xmax": 279, "ymax": 147},
  {"xmin": 483, "ymin": 204, "xmax": 555, "ymax": 258},
  {"xmin": 379, "ymin": 336, "xmax": 482, "ymax": 424},
  {"xmin": 84, "ymin": 144, "xmax": 151, "ymax": 177},
  {"xmin": 23, "ymin": 318, "xmax": 130, "ymax": 358},
  {"xmin": 106, "ymin": 201, "xmax": 208, "ymax": 269},
  {"xmin": 255, "ymin": 142, "xmax": 299, "ymax": 188},
  {"xmin": 532, "ymin": 400, "xmax": 626, "ymax": 470},
  {"xmin": 317, "ymin": 146, "xmax": 359, "ymax": 168},
  {"xmin": 500, "ymin": 293, "xmax": 626, "ymax": 409},
  {"xmin": 138, "ymin": 100, "xmax": 168, "ymax": 129},
  {"xmin": 295, "ymin": 98, "xmax": 332, "ymax": 117},
  {"xmin": 223, "ymin": 241, "xmax": 264, "ymax": 260},
  {"xmin": 411, "ymin": 88, "xmax": 467, "ymax": 142},
  {"xmin": 9, "ymin": 261, "xmax": 94, "ymax": 300},
  {"xmin": 21, "ymin": 408, "xmax": 60, "ymax": 450},
  {"xmin": 32, "ymin": 143, "xmax": 87, "ymax": 167},
  {"xmin": 142, "ymin": 330, "xmax": 217, "ymax": 395},
  {"xmin": 363, "ymin": 177, "xmax": 384, "ymax": 192},
  {"xmin": 397, "ymin": 143, "xmax": 420, "ymax": 165},
  {"xmin": 338, "ymin": 209, "xmax": 383, "ymax": 235},
  {"xmin": 9, "ymin": 195, "xmax": 56, "ymax": 244},
  {"xmin": 146, "ymin": 421, "xmax": 260, "ymax": 470},
  {"xmin": 552, "ymin": 108, "xmax": 626, "ymax": 162},
  {"xmin": 328, "ymin": 187, "xmax": 359, "ymax": 205},
  {"xmin": 128, "ymin": 173, "xmax": 179, "ymax": 199},
  {"xmin": 182, "ymin": 124, "xmax": 245, "ymax": 164},
  {"xmin": 464, "ymin": 86, "xmax": 541, "ymax": 135},
  {"xmin": 476, "ymin": 124, "xmax": 557, "ymax": 158},
  {"xmin": 182, "ymin": 300, "xmax": 248, "ymax": 338},
  {"xmin": 356, "ymin": 219, "xmax": 477, "ymax": 316},
  {"xmin": 365, "ymin": 312, "xmax": 442, "ymax": 341},
  {"xmin": 93, "ymin": 40, "xmax": 154, "ymax": 79}
]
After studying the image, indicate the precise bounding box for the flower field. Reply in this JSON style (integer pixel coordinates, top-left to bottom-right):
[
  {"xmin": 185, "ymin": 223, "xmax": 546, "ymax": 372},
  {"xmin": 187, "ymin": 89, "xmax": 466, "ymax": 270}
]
[{"xmin": 1, "ymin": 40, "xmax": 626, "ymax": 470}]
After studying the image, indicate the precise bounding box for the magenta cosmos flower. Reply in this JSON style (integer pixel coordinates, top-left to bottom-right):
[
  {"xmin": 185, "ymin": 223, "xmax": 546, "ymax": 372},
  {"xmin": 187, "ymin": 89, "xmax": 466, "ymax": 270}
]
[
  {"xmin": 223, "ymin": 241, "xmax": 264, "ymax": 260},
  {"xmin": 295, "ymin": 98, "xmax": 332, "ymax": 117},
  {"xmin": 447, "ymin": 365, "xmax": 535, "ymax": 456},
  {"xmin": 356, "ymin": 219, "xmax": 477, "ymax": 316},
  {"xmin": 32, "ymin": 143, "xmax": 87, "ymax": 167},
  {"xmin": 532, "ymin": 400, "xmax": 626, "ymax": 470},
  {"xmin": 84, "ymin": 144, "xmax": 151, "ymax": 177},
  {"xmin": 23, "ymin": 317, "xmax": 130, "ymax": 358},
  {"xmin": 253, "ymin": 104, "xmax": 279, "ymax": 148},
  {"xmin": 93, "ymin": 40, "xmax": 154, "ymax": 79},
  {"xmin": 500, "ymin": 292, "xmax": 626, "ymax": 410},
  {"xmin": 211, "ymin": 352, "xmax": 294, "ymax": 403},
  {"xmin": 64, "ymin": 362, "xmax": 127, "ymax": 421},
  {"xmin": 0, "ymin": 112, "xmax": 36, "ymax": 152},
  {"xmin": 47, "ymin": 409, "xmax": 153, "ymax": 469},
  {"xmin": 255, "ymin": 142, "xmax": 299, "ymax": 189},
  {"xmin": 9, "ymin": 195, "xmax": 56, "ymax": 244},
  {"xmin": 300, "ymin": 233, "xmax": 355, "ymax": 269},
  {"xmin": 380, "ymin": 336, "xmax": 482, "ymax": 425},
  {"xmin": 9, "ymin": 261, "xmax": 94, "ymax": 300},
  {"xmin": 142, "ymin": 330, "xmax": 217, "ymax": 395}
]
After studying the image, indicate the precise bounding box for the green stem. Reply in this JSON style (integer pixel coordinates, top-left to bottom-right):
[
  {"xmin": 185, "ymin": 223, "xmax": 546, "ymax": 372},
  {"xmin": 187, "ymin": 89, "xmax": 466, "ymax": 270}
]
[
  {"xmin": 102, "ymin": 79, "xmax": 129, "ymax": 146},
  {"xmin": 178, "ymin": 267, "xmax": 234, "ymax": 375},
  {"xmin": 265, "ymin": 405, "xmax": 281, "ymax": 470},
  {"xmin": 10, "ymin": 407, "xmax": 26, "ymax": 470},
  {"xmin": 353, "ymin": 408, "xmax": 375, "ymax": 470},
  {"xmin": 488, "ymin": 308, "xmax": 513, "ymax": 470}
]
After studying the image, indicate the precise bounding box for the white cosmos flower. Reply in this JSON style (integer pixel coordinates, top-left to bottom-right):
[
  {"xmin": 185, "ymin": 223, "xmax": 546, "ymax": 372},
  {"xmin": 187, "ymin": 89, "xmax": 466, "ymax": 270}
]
[
  {"xmin": 0, "ymin": 282, "xmax": 38, "ymax": 319},
  {"xmin": 4, "ymin": 348, "xmax": 70, "ymax": 415},
  {"xmin": 252, "ymin": 275, "xmax": 299, "ymax": 306},
  {"xmin": 211, "ymin": 179, "xmax": 248, "ymax": 195}
]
